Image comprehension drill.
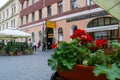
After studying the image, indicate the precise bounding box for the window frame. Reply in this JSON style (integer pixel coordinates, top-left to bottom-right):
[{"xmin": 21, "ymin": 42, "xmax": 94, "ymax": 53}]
[{"xmin": 58, "ymin": 1, "xmax": 63, "ymax": 14}]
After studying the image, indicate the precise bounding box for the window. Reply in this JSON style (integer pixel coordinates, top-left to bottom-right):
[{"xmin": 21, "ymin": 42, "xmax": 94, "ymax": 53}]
[
  {"xmin": 104, "ymin": 17, "xmax": 111, "ymax": 25},
  {"xmin": 86, "ymin": 0, "xmax": 94, "ymax": 6},
  {"xmin": 3, "ymin": 12, "xmax": 5, "ymax": 20},
  {"xmin": 47, "ymin": 6, "xmax": 51, "ymax": 16},
  {"xmin": 27, "ymin": 0, "xmax": 29, "ymax": 7},
  {"xmin": 21, "ymin": 17, "xmax": 23, "ymax": 25},
  {"xmin": 26, "ymin": 15, "xmax": 28, "ymax": 23},
  {"xmin": 22, "ymin": 4, "xmax": 24, "ymax": 10},
  {"xmin": 0, "ymin": 14, "xmax": 1, "ymax": 22},
  {"xmin": 3, "ymin": 24, "xmax": 4, "ymax": 30},
  {"xmin": 58, "ymin": 28, "xmax": 63, "ymax": 41},
  {"xmin": 87, "ymin": 17, "xmax": 119, "ymax": 28},
  {"xmin": 58, "ymin": 1, "xmax": 63, "ymax": 13},
  {"xmin": 31, "ymin": 32, "xmax": 34, "ymax": 41},
  {"xmin": 14, "ymin": 6, "xmax": 16, "ymax": 13},
  {"xmin": 11, "ymin": 20, "xmax": 13, "ymax": 27},
  {"xmin": 99, "ymin": 17, "xmax": 104, "ymax": 26},
  {"xmin": 12, "ymin": 8, "xmax": 14, "ymax": 15},
  {"xmin": 70, "ymin": 25, "xmax": 77, "ymax": 35},
  {"xmin": 0, "ymin": 26, "xmax": 1, "ymax": 30},
  {"xmin": 32, "ymin": 12, "xmax": 35, "ymax": 22},
  {"xmin": 11, "ymin": 4, "xmax": 16, "ymax": 15},
  {"xmin": 13, "ymin": 19, "xmax": 15, "ymax": 27},
  {"xmin": 87, "ymin": 17, "xmax": 119, "ymax": 40},
  {"xmin": 6, "ymin": 9, "xmax": 9, "ymax": 17},
  {"xmin": 39, "ymin": 10, "xmax": 42, "ymax": 19},
  {"xmin": 6, "ymin": 22, "xmax": 8, "ymax": 28},
  {"xmin": 111, "ymin": 18, "xmax": 118, "ymax": 24},
  {"xmin": 93, "ymin": 19, "xmax": 98, "ymax": 26},
  {"xmin": 70, "ymin": 0, "xmax": 77, "ymax": 10},
  {"xmin": 38, "ymin": 31, "xmax": 42, "ymax": 41},
  {"xmin": 32, "ymin": 0, "xmax": 34, "ymax": 4}
]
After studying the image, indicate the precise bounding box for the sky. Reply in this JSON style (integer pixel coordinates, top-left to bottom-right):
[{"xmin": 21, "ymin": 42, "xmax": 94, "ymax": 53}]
[{"xmin": 0, "ymin": 0, "xmax": 9, "ymax": 8}]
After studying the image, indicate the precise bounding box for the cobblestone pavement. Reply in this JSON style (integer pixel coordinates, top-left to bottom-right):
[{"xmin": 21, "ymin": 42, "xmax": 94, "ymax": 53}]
[{"xmin": 0, "ymin": 50, "xmax": 54, "ymax": 80}]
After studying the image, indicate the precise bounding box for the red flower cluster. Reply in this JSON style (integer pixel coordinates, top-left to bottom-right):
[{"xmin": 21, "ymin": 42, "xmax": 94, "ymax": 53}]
[
  {"xmin": 95, "ymin": 39, "xmax": 108, "ymax": 49},
  {"xmin": 70, "ymin": 29, "xmax": 93, "ymax": 42},
  {"xmin": 51, "ymin": 43, "xmax": 56, "ymax": 49}
]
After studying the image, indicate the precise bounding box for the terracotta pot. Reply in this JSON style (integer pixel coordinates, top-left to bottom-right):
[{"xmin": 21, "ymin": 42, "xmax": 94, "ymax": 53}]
[
  {"xmin": 57, "ymin": 64, "xmax": 108, "ymax": 80},
  {"xmin": 9, "ymin": 52, "xmax": 14, "ymax": 56},
  {"xmin": 17, "ymin": 51, "xmax": 22, "ymax": 56}
]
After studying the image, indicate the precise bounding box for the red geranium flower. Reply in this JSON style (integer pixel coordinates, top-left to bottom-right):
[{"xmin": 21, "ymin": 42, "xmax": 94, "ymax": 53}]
[{"xmin": 70, "ymin": 29, "xmax": 86, "ymax": 39}]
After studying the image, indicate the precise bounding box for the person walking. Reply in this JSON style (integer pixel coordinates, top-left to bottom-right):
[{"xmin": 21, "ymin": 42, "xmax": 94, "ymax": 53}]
[
  {"xmin": 42, "ymin": 42, "xmax": 46, "ymax": 52},
  {"xmin": 33, "ymin": 41, "xmax": 36, "ymax": 51},
  {"xmin": 38, "ymin": 41, "xmax": 42, "ymax": 51}
]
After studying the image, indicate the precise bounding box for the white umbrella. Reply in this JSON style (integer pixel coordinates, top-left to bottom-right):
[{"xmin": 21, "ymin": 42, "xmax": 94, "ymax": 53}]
[
  {"xmin": 0, "ymin": 28, "xmax": 30, "ymax": 39},
  {"xmin": 93, "ymin": 0, "xmax": 120, "ymax": 21}
]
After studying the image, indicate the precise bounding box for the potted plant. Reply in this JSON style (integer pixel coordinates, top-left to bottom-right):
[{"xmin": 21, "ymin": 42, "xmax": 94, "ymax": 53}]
[
  {"xmin": 0, "ymin": 47, "xmax": 6, "ymax": 56},
  {"xmin": 9, "ymin": 47, "xmax": 15, "ymax": 56},
  {"xmin": 48, "ymin": 29, "xmax": 120, "ymax": 80}
]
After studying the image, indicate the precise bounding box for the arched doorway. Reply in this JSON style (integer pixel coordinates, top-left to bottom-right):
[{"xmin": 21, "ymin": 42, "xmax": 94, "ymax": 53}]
[
  {"xmin": 86, "ymin": 17, "xmax": 119, "ymax": 40},
  {"xmin": 46, "ymin": 28, "xmax": 54, "ymax": 49}
]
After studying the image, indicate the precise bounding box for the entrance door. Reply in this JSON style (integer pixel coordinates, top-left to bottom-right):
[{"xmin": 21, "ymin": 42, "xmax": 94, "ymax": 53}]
[{"xmin": 47, "ymin": 28, "xmax": 54, "ymax": 49}]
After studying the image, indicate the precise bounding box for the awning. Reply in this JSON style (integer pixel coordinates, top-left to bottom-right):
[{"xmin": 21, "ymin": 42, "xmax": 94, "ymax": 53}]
[
  {"xmin": 92, "ymin": 0, "xmax": 120, "ymax": 21},
  {"xmin": 0, "ymin": 28, "xmax": 31, "ymax": 39},
  {"xmin": 86, "ymin": 25, "xmax": 118, "ymax": 32}
]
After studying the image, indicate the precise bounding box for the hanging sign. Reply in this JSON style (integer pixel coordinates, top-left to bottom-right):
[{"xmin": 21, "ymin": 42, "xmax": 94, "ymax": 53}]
[{"xmin": 46, "ymin": 21, "xmax": 56, "ymax": 28}]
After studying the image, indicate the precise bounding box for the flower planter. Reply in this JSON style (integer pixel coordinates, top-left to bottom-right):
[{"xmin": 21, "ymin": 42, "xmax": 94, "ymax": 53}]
[{"xmin": 57, "ymin": 64, "xmax": 108, "ymax": 80}]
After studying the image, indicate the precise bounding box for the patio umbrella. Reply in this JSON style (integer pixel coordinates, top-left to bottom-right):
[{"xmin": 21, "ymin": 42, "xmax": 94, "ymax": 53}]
[
  {"xmin": 92, "ymin": 0, "xmax": 120, "ymax": 21},
  {"xmin": 0, "ymin": 28, "xmax": 30, "ymax": 39}
]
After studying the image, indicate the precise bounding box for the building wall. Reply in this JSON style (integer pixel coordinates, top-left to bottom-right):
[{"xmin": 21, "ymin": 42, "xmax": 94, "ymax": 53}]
[
  {"xmin": 0, "ymin": 0, "xmax": 20, "ymax": 30},
  {"xmin": 19, "ymin": 0, "xmax": 120, "ymax": 46},
  {"xmin": 51, "ymin": 3, "xmax": 57, "ymax": 15}
]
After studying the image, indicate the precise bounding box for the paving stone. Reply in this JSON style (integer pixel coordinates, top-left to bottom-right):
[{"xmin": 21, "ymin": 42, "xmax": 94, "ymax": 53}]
[{"xmin": 0, "ymin": 50, "xmax": 54, "ymax": 80}]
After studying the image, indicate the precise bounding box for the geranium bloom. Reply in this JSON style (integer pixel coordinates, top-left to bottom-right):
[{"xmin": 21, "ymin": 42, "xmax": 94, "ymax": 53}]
[
  {"xmin": 70, "ymin": 29, "xmax": 86, "ymax": 39},
  {"xmin": 95, "ymin": 39, "xmax": 103, "ymax": 47},
  {"xmin": 86, "ymin": 34, "xmax": 93, "ymax": 42},
  {"xmin": 95, "ymin": 39, "xmax": 108, "ymax": 49},
  {"xmin": 71, "ymin": 29, "xmax": 93, "ymax": 42}
]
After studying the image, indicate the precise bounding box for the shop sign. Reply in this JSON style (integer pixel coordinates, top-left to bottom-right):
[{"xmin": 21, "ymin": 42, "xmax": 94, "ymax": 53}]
[
  {"xmin": 48, "ymin": 34, "xmax": 54, "ymax": 38},
  {"xmin": 66, "ymin": 11, "xmax": 108, "ymax": 22},
  {"xmin": 46, "ymin": 21, "xmax": 56, "ymax": 28}
]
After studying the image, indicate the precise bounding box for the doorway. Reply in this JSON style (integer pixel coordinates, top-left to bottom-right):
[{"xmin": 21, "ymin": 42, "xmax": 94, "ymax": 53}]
[{"xmin": 46, "ymin": 28, "xmax": 54, "ymax": 49}]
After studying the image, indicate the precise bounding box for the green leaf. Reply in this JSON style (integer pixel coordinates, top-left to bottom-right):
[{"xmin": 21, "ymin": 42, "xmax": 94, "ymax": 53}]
[
  {"xmin": 93, "ymin": 63, "xmax": 120, "ymax": 80},
  {"xmin": 48, "ymin": 56, "xmax": 57, "ymax": 71}
]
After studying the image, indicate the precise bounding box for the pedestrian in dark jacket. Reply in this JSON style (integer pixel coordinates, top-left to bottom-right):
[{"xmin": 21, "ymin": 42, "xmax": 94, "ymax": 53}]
[{"xmin": 42, "ymin": 42, "xmax": 46, "ymax": 52}]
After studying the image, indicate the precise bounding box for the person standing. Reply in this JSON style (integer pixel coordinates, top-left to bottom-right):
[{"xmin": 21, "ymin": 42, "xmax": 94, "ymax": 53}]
[
  {"xmin": 38, "ymin": 41, "xmax": 42, "ymax": 51},
  {"xmin": 42, "ymin": 42, "xmax": 46, "ymax": 52},
  {"xmin": 33, "ymin": 41, "xmax": 36, "ymax": 51}
]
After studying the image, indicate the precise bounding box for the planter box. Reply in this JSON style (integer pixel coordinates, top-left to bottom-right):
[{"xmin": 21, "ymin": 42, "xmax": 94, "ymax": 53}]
[{"xmin": 57, "ymin": 64, "xmax": 108, "ymax": 80}]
